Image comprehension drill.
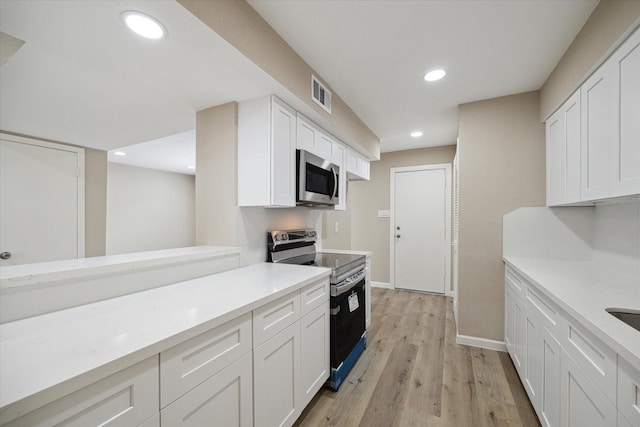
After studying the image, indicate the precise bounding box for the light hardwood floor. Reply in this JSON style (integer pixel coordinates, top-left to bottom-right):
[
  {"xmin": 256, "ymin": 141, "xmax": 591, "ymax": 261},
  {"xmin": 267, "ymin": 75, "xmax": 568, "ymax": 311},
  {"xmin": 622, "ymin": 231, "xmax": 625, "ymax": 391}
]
[{"xmin": 294, "ymin": 288, "xmax": 541, "ymax": 427}]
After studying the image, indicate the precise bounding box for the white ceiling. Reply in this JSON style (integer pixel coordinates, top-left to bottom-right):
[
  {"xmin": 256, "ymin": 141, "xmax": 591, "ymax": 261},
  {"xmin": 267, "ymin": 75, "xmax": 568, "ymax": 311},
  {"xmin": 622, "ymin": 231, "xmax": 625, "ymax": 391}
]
[
  {"xmin": 248, "ymin": 0, "xmax": 599, "ymax": 152},
  {"xmin": 108, "ymin": 130, "xmax": 196, "ymax": 175},
  {"xmin": 0, "ymin": 0, "xmax": 599, "ymax": 173},
  {"xmin": 0, "ymin": 0, "xmax": 287, "ymax": 165}
]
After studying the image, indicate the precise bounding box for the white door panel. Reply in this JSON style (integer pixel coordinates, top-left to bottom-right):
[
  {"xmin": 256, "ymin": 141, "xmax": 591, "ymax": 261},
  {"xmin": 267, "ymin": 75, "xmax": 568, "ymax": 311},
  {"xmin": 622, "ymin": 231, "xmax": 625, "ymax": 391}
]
[
  {"xmin": 0, "ymin": 135, "xmax": 84, "ymax": 265},
  {"xmin": 391, "ymin": 165, "xmax": 450, "ymax": 294}
]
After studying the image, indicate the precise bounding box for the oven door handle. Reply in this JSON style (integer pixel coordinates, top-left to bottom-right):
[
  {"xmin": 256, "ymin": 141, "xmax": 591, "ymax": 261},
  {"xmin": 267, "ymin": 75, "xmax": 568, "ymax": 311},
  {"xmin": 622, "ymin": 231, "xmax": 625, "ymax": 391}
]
[{"xmin": 331, "ymin": 270, "xmax": 365, "ymax": 297}]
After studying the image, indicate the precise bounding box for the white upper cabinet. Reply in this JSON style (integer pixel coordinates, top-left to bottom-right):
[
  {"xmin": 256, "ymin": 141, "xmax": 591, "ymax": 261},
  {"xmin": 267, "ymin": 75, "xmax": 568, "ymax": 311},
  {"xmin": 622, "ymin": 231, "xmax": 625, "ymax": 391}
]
[
  {"xmin": 346, "ymin": 148, "xmax": 370, "ymax": 181},
  {"xmin": 547, "ymin": 25, "xmax": 640, "ymax": 205},
  {"xmin": 296, "ymin": 114, "xmax": 332, "ymax": 161},
  {"xmin": 610, "ymin": 27, "xmax": 640, "ymax": 197},
  {"xmin": 546, "ymin": 90, "xmax": 581, "ymax": 205},
  {"xmin": 238, "ymin": 96, "xmax": 296, "ymax": 207},
  {"xmin": 331, "ymin": 141, "xmax": 347, "ymax": 211},
  {"xmin": 580, "ymin": 60, "xmax": 615, "ymax": 201}
]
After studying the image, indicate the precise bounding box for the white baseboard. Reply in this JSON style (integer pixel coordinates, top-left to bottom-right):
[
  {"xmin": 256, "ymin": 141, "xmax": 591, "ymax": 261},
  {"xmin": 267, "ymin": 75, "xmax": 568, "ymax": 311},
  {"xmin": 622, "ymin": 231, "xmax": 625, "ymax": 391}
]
[
  {"xmin": 456, "ymin": 334, "xmax": 507, "ymax": 352},
  {"xmin": 371, "ymin": 281, "xmax": 393, "ymax": 289}
]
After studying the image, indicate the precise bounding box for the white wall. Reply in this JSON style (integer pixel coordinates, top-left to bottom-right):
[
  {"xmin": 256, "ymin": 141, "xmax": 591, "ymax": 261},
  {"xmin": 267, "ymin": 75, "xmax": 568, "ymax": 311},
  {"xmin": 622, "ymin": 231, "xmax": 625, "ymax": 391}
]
[
  {"xmin": 503, "ymin": 199, "xmax": 640, "ymax": 279},
  {"xmin": 106, "ymin": 163, "xmax": 195, "ymax": 255},
  {"xmin": 592, "ymin": 199, "xmax": 640, "ymax": 276}
]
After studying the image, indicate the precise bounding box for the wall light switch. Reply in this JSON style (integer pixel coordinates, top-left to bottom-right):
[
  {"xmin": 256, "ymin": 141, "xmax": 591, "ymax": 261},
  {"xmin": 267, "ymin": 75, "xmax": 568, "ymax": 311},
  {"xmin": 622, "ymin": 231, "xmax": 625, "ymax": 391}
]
[
  {"xmin": 378, "ymin": 210, "xmax": 390, "ymax": 218},
  {"xmin": 335, "ymin": 221, "xmax": 339, "ymax": 233}
]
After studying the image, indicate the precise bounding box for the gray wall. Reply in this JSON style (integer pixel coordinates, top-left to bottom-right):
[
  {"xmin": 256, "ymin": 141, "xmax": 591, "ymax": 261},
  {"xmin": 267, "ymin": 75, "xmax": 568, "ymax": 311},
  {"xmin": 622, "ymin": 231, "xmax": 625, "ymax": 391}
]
[
  {"xmin": 106, "ymin": 163, "xmax": 195, "ymax": 255},
  {"xmin": 457, "ymin": 91, "xmax": 545, "ymax": 342}
]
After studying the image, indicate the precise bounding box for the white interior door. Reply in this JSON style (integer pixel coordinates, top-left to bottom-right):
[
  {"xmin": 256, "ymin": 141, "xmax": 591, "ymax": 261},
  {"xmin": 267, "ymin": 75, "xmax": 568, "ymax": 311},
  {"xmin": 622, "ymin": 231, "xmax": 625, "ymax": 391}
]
[
  {"xmin": 391, "ymin": 164, "xmax": 450, "ymax": 294},
  {"xmin": 0, "ymin": 134, "xmax": 84, "ymax": 265}
]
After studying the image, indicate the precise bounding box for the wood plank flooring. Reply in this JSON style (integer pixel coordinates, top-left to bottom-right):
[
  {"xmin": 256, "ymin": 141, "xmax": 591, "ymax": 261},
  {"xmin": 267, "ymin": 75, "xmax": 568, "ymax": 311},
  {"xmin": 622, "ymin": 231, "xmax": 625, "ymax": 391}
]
[{"xmin": 294, "ymin": 288, "xmax": 540, "ymax": 427}]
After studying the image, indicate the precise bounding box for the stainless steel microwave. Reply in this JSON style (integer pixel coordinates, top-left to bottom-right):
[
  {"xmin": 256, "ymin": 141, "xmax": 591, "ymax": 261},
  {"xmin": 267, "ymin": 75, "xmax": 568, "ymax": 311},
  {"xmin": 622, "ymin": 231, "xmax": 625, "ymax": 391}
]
[{"xmin": 296, "ymin": 149, "xmax": 340, "ymax": 207}]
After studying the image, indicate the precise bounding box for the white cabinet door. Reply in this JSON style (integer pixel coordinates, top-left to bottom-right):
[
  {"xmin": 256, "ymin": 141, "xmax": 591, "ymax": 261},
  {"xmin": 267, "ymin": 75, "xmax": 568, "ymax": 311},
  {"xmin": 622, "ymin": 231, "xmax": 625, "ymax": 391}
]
[
  {"xmin": 296, "ymin": 115, "xmax": 332, "ymax": 161},
  {"xmin": 546, "ymin": 108, "xmax": 564, "ymax": 206},
  {"xmin": 332, "ymin": 141, "xmax": 347, "ymax": 211},
  {"xmin": 161, "ymin": 352, "xmax": 253, "ymax": 427},
  {"xmin": 513, "ymin": 294, "xmax": 527, "ymax": 378},
  {"xmin": 271, "ymin": 98, "xmax": 297, "ymax": 206},
  {"xmin": 617, "ymin": 358, "xmax": 640, "ymax": 427},
  {"xmin": 546, "ymin": 91, "xmax": 582, "ymax": 206},
  {"xmin": 539, "ymin": 326, "xmax": 562, "ymax": 427},
  {"xmin": 254, "ymin": 322, "xmax": 301, "ymax": 427},
  {"xmin": 524, "ymin": 308, "xmax": 542, "ymax": 408},
  {"xmin": 346, "ymin": 149, "xmax": 370, "ymax": 181},
  {"xmin": 299, "ymin": 303, "xmax": 330, "ymax": 408},
  {"xmin": 504, "ymin": 281, "xmax": 516, "ymax": 357},
  {"xmin": 581, "ymin": 59, "xmax": 615, "ymax": 201},
  {"xmin": 296, "ymin": 115, "xmax": 316, "ymax": 153},
  {"xmin": 316, "ymin": 131, "xmax": 334, "ymax": 161},
  {"xmin": 560, "ymin": 350, "xmax": 616, "ymax": 427},
  {"xmin": 609, "ymin": 27, "xmax": 640, "ymax": 197},
  {"xmin": 4, "ymin": 357, "xmax": 158, "ymax": 427},
  {"xmin": 238, "ymin": 96, "xmax": 296, "ymax": 207}
]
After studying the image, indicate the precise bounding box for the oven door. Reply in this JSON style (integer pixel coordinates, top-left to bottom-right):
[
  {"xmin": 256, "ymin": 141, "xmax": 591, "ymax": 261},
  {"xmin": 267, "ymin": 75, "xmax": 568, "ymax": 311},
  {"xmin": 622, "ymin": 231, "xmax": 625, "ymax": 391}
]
[
  {"xmin": 330, "ymin": 276, "xmax": 366, "ymax": 368},
  {"xmin": 297, "ymin": 149, "xmax": 339, "ymax": 206}
]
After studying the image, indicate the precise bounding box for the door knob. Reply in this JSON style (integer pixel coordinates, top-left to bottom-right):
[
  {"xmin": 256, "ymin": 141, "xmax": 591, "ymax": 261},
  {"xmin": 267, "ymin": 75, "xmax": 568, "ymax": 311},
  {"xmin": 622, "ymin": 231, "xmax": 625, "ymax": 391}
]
[
  {"xmin": 396, "ymin": 234, "xmax": 401, "ymax": 238},
  {"xmin": 0, "ymin": 251, "xmax": 11, "ymax": 260}
]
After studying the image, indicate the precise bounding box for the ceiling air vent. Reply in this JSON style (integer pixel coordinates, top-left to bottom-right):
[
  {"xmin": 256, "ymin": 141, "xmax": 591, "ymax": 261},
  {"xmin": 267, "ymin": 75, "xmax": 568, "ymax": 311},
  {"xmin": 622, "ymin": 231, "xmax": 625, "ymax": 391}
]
[{"xmin": 312, "ymin": 75, "xmax": 331, "ymax": 114}]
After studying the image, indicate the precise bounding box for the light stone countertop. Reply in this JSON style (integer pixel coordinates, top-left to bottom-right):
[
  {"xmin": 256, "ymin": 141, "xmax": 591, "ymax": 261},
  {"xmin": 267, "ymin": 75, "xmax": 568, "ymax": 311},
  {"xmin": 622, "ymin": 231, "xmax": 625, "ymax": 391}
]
[
  {"xmin": 504, "ymin": 256, "xmax": 640, "ymax": 371},
  {"xmin": 0, "ymin": 245, "xmax": 241, "ymax": 289},
  {"xmin": 0, "ymin": 262, "xmax": 330, "ymax": 417}
]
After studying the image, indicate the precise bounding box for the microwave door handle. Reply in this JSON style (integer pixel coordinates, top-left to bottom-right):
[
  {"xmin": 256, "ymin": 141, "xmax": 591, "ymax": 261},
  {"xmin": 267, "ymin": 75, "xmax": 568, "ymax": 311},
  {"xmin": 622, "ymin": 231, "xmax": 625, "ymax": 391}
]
[{"xmin": 332, "ymin": 167, "xmax": 338, "ymax": 200}]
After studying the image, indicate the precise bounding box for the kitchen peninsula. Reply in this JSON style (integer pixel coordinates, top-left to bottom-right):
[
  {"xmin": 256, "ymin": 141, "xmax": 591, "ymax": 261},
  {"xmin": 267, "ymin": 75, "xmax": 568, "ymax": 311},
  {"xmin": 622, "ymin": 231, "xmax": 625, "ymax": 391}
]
[{"xmin": 0, "ymin": 248, "xmax": 331, "ymax": 426}]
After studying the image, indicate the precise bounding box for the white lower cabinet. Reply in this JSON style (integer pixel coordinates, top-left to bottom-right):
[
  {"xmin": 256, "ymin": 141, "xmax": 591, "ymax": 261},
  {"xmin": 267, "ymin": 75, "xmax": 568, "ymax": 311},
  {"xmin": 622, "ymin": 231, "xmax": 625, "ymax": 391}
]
[
  {"xmin": 161, "ymin": 352, "xmax": 253, "ymax": 426},
  {"xmin": 561, "ymin": 349, "xmax": 617, "ymax": 427},
  {"xmin": 160, "ymin": 313, "xmax": 252, "ymax": 408},
  {"xmin": 617, "ymin": 358, "xmax": 640, "ymax": 427},
  {"xmin": 504, "ymin": 264, "xmax": 635, "ymax": 427},
  {"xmin": 4, "ymin": 356, "xmax": 159, "ymax": 427},
  {"xmin": 254, "ymin": 321, "xmax": 301, "ymax": 427},
  {"xmin": 300, "ymin": 304, "xmax": 330, "ymax": 408},
  {"xmin": 253, "ymin": 278, "xmax": 330, "ymax": 427},
  {"xmin": 3, "ymin": 280, "xmax": 331, "ymax": 427},
  {"xmin": 539, "ymin": 327, "xmax": 562, "ymax": 427}
]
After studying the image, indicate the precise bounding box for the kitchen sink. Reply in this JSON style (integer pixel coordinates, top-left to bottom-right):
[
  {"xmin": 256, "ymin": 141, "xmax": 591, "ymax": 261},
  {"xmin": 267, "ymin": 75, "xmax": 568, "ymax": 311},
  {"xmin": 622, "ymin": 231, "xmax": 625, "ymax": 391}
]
[{"xmin": 606, "ymin": 308, "xmax": 640, "ymax": 332}]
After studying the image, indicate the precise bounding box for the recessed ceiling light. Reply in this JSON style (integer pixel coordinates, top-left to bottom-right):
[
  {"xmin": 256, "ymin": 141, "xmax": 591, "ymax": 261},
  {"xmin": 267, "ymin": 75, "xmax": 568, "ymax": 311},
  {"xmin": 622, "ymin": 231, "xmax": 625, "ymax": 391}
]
[
  {"xmin": 411, "ymin": 131, "xmax": 423, "ymax": 138},
  {"xmin": 187, "ymin": 165, "xmax": 196, "ymax": 170},
  {"xmin": 424, "ymin": 69, "xmax": 446, "ymax": 82},
  {"xmin": 120, "ymin": 11, "xmax": 167, "ymax": 40},
  {"xmin": 114, "ymin": 151, "xmax": 127, "ymax": 156}
]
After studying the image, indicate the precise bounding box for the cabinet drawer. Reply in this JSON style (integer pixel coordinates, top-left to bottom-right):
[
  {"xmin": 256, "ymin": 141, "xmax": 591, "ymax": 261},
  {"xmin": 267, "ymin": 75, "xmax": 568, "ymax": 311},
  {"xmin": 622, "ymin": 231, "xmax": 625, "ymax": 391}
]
[
  {"xmin": 505, "ymin": 266, "xmax": 526, "ymax": 297},
  {"xmin": 160, "ymin": 313, "xmax": 252, "ymax": 408},
  {"xmin": 161, "ymin": 352, "xmax": 253, "ymax": 427},
  {"xmin": 300, "ymin": 279, "xmax": 329, "ymax": 316},
  {"xmin": 253, "ymin": 291, "xmax": 300, "ymax": 346},
  {"xmin": 4, "ymin": 356, "xmax": 159, "ymax": 427},
  {"xmin": 525, "ymin": 284, "xmax": 561, "ymax": 338},
  {"xmin": 618, "ymin": 357, "xmax": 640, "ymax": 427},
  {"xmin": 562, "ymin": 315, "xmax": 617, "ymax": 401}
]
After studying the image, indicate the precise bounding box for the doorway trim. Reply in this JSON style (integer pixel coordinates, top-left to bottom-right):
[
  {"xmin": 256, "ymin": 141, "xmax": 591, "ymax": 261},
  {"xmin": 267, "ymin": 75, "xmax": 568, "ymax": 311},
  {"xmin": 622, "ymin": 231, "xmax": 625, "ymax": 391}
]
[{"xmin": 389, "ymin": 163, "xmax": 451, "ymax": 292}]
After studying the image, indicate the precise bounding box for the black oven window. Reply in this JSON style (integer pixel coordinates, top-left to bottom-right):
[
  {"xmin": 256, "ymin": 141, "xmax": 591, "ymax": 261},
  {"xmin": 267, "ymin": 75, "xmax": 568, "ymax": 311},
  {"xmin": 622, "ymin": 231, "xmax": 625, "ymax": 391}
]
[{"xmin": 306, "ymin": 162, "xmax": 333, "ymax": 196}]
